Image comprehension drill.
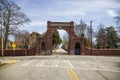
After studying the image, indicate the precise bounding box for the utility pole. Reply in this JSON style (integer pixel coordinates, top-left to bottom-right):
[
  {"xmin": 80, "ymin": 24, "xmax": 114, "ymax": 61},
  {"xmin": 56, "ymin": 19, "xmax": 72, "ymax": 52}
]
[
  {"xmin": 90, "ymin": 21, "xmax": 93, "ymax": 55},
  {"xmin": 0, "ymin": 11, "xmax": 4, "ymax": 56}
]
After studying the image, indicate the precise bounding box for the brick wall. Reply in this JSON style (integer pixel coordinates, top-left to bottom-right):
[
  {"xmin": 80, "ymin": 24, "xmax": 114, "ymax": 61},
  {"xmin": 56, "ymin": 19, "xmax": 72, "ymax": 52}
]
[
  {"xmin": 84, "ymin": 48, "xmax": 120, "ymax": 56},
  {"xmin": 0, "ymin": 47, "xmax": 36, "ymax": 56},
  {"xmin": 0, "ymin": 47, "xmax": 120, "ymax": 56}
]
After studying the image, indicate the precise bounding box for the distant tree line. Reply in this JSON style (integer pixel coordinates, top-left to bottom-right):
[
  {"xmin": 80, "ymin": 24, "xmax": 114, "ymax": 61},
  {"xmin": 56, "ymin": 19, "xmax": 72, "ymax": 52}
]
[
  {"xmin": 95, "ymin": 26, "xmax": 120, "ymax": 49},
  {"xmin": 74, "ymin": 19, "xmax": 120, "ymax": 49}
]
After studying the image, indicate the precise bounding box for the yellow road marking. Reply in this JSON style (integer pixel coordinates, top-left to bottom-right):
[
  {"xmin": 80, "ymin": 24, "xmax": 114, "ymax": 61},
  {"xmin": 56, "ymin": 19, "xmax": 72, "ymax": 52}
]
[
  {"xmin": 67, "ymin": 68, "xmax": 74, "ymax": 80},
  {"xmin": 1, "ymin": 60, "xmax": 19, "ymax": 64},
  {"xmin": 67, "ymin": 68, "xmax": 79, "ymax": 80},
  {"xmin": 70, "ymin": 68, "xmax": 79, "ymax": 80}
]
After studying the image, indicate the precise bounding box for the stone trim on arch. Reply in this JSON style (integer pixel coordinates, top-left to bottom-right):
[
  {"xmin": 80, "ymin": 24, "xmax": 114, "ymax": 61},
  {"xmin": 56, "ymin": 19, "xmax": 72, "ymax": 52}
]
[{"xmin": 36, "ymin": 21, "xmax": 85, "ymax": 55}]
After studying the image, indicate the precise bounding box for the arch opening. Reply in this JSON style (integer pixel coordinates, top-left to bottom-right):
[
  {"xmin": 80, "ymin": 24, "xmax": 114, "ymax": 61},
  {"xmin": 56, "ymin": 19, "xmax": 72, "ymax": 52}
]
[
  {"xmin": 40, "ymin": 42, "xmax": 46, "ymax": 54},
  {"xmin": 74, "ymin": 42, "xmax": 81, "ymax": 55},
  {"xmin": 52, "ymin": 29, "xmax": 69, "ymax": 55}
]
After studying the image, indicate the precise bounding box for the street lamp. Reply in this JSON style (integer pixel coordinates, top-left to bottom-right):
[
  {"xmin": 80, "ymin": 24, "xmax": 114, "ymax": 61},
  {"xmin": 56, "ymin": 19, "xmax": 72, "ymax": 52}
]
[
  {"xmin": 0, "ymin": 11, "xmax": 4, "ymax": 56},
  {"xmin": 90, "ymin": 21, "xmax": 93, "ymax": 55}
]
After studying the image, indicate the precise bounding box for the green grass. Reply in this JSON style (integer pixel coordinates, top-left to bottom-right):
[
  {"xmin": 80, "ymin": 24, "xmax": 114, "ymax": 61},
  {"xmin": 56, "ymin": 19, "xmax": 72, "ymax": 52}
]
[{"xmin": 0, "ymin": 63, "xmax": 8, "ymax": 67}]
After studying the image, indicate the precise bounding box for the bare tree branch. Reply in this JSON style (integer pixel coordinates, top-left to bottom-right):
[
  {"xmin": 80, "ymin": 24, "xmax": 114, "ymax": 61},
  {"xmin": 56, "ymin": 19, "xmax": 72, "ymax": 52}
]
[{"xmin": 0, "ymin": 0, "xmax": 31, "ymax": 49}]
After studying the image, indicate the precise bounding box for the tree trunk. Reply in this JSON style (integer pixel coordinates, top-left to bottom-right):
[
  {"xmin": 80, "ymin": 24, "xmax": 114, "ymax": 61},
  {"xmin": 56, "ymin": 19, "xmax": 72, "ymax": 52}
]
[{"xmin": 4, "ymin": 28, "xmax": 9, "ymax": 49}]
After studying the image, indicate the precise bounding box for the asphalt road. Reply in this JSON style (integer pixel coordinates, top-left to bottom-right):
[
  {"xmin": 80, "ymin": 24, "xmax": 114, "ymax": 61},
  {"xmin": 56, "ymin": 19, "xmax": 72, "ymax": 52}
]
[
  {"xmin": 0, "ymin": 55, "xmax": 120, "ymax": 80},
  {"xmin": 53, "ymin": 48, "xmax": 68, "ymax": 55}
]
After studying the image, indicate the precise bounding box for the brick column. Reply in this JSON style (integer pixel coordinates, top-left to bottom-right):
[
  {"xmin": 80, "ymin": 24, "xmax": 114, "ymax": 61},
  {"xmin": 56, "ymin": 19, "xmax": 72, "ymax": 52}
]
[
  {"xmin": 69, "ymin": 37, "xmax": 75, "ymax": 55},
  {"xmin": 81, "ymin": 38, "xmax": 85, "ymax": 55}
]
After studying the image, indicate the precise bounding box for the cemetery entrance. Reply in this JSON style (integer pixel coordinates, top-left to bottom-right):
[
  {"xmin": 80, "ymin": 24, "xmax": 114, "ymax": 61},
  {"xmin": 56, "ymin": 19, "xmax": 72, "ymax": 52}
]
[{"xmin": 36, "ymin": 21, "xmax": 85, "ymax": 55}]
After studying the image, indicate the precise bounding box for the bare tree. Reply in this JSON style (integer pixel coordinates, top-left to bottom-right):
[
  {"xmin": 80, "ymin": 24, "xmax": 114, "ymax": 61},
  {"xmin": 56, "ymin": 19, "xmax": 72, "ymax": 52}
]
[
  {"xmin": 13, "ymin": 30, "xmax": 30, "ymax": 48},
  {"xmin": 114, "ymin": 12, "xmax": 120, "ymax": 36},
  {"xmin": 75, "ymin": 20, "xmax": 87, "ymax": 37},
  {"xmin": 114, "ymin": 12, "xmax": 120, "ymax": 25},
  {"xmin": 0, "ymin": 0, "xmax": 30, "ymax": 49}
]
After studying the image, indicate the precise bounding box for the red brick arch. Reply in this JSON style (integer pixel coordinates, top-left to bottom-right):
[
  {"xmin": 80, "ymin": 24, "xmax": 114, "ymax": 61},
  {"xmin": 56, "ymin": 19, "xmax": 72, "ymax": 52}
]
[{"xmin": 36, "ymin": 21, "xmax": 85, "ymax": 55}]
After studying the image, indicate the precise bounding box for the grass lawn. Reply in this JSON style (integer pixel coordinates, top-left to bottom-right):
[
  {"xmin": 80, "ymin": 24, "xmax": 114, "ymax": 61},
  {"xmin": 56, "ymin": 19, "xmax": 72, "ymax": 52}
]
[{"xmin": 0, "ymin": 63, "xmax": 8, "ymax": 67}]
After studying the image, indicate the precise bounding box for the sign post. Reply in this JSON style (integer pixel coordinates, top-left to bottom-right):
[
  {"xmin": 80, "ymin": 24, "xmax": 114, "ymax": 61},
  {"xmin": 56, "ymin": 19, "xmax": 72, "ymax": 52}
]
[
  {"xmin": 90, "ymin": 21, "xmax": 93, "ymax": 55},
  {"xmin": 0, "ymin": 11, "xmax": 4, "ymax": 56},
  {"xmin": 12, "ymin": 42, "xmax": 16, "ymax": 56},
  {"xmin": 24, "ymin": 44, "xmax": 28, "ymax": 56}
]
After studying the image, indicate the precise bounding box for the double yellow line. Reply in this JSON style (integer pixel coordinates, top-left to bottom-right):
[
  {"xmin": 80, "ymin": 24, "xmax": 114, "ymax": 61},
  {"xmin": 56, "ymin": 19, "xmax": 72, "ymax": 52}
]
[{"xmin": 67, "ymin": 68, "xmax": 79, "ymax": 80}]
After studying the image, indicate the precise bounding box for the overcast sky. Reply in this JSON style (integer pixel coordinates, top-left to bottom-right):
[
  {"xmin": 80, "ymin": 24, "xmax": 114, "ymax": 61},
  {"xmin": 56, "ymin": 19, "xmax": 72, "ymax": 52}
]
[{"xmin": 12, "ymin": 0, "xmax": 120, "ymax": 34}]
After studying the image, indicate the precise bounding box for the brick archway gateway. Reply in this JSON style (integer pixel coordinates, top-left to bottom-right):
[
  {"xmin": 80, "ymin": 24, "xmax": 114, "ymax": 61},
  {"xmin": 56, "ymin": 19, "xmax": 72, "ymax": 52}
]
[{"xmin": 36, "ymin": 21, "xmax": 85, "ymax": 55}]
